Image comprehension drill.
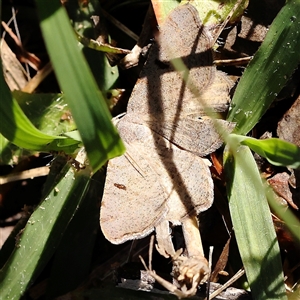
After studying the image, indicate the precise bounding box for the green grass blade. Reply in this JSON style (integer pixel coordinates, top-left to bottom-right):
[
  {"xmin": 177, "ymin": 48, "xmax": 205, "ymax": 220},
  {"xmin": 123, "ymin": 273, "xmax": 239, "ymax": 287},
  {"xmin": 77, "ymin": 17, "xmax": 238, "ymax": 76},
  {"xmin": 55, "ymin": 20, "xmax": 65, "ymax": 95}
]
[
  {"xmin": 227, "ymin": 0, "xmax": 300, "ymax": 135},
  {"xmin": 0, "ymin": 214, "xmax": 31, "ymax": 269},
  {"xmin": 68, "ymin": 0, "xmax": 119, "ymax": 92},
  {"xmin": 229, "ymin": 134, "xmax": 300, "ymax": 168},
  {"xmin": 0, "ymin": 63, "xmax": 69, "ymax": 150},
  {"xmin": 0, "ymin": 89, "xmax": 81, "ymax": 161},
  {"xmin": 0, "ymin": 134, "xmax": 13, "ymax": 164},
  {"xmin": 241, "ymin": 137, "xmax": 300, "ymax": 169},
  {"xmin": 224, "ymin": 141, "xmax": 287, "ymax": 299},
  {"xmin": 0, "ymin": 153, "xmax": 92, "ymax": 299},
  {"xmin": 45, "ymin": 170, "xmax": 105, "ymax": 298},
  {"xmin": 266, "ymin": 184, "xmax": 300, "ymax": 246},
  {"xmin": 13, "ymin": 91, "xmax": 76, "ymax": 136},
  {"xmin": 35, "ymin": 0, "xmax": 125, "ymax": 171},
  {"xmin": 75, "ymin": 30, "xmax": 131, "ymax": 54}
]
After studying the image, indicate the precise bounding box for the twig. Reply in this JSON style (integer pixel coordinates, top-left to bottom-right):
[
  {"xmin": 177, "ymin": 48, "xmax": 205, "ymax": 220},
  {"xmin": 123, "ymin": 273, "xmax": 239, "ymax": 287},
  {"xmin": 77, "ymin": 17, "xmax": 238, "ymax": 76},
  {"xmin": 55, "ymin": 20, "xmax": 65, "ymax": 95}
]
[
  {"xmin": 22, "ymin": 62, "xmax": 53, "ymax": 93},
  {"xmin": 214, "ymin": 56, "xmax": 253, "ymax": 66},
  {"xmin": 101, "ymin": 9, "xmax": 139, "ymax": 42},
  {"xmin": 208, "ymin": 268, "xmax": 245, "ymax": 299},
  {"xmin": 207, "ymin": 246, "xmax": 214, "ymax": 300},
  {"xmin": 0, "ymin": 167, "xmax": 50, "ymax": 185}
]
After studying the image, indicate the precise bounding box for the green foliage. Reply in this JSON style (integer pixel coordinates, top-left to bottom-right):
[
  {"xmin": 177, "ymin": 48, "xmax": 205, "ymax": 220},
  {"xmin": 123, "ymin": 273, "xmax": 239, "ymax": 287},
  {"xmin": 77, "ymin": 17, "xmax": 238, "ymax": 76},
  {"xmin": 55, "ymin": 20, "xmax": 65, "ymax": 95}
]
[
  {"xmin": 229, "ymin": 134, "xmax": 300, "ymax": 169},
  {"xmin": 227, "ymin": 0, "xmax": 300, "ymax": 135},
  {"xmin": 0, "ymin": 0, "xmax": 125, "ymax": 297},
  {"xmin": 13, "ymin": 91, "xmax": 76, "ymax": 136},
  {"xmin": 75, "ymin": 30, "xmax": 131, "ymax": 54},
  {"xmin": 224, "ymin": 143, "xmax": 287, "ymax": 300},
  {"xmin": 182, "ymin": 0, "xmax": 249, "ymax": 25},
  {"xmin": 0, "ymin": 153, "xmax": 92, "ymax": 299},
  {"xmin": 35, "ymin": 0, "xmax": 125, "ymax": 171},
  {"xmin": 0, "ymin": 91, "xmax": 80, "ymax": 164},
  {"xmin": 0, "ymin": 66, "xmax": 77, "ymax": 152},
  {"xmin": 0, "ymin": 3, "xmax": 125, "ymax": 170},
  {"xmin": 223, "ymin": 0, "xmax": 300, "ymax": 298}
]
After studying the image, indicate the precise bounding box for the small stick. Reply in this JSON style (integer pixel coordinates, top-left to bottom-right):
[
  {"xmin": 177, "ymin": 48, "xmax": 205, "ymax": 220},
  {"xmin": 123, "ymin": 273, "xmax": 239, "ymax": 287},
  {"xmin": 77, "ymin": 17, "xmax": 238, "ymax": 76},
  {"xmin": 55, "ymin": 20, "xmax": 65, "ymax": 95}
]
[
  {"xmin": 149, "ymin": 235, "xmax": 155, "ymax": 271},
  {"xmin": 22, "ymin": 62, "xmax": 53, "ymax": 93},
  {"xmin": 214, "ymin": 56, "xmax": 253, "ymax": 66},
  {"xmin": 206, "ymin": 246, "xmax": 214, "ymax": 300},
  {"xmin": 101, "ymin": 9, "xmax": 139, "ymax": 41},
  {"xmin": 208, "ymin": 268, "xmax": 245, "ymax": 299},
  {"xmin": 0, "ymin": 166, "xmax": 50, "ymax": 185}
]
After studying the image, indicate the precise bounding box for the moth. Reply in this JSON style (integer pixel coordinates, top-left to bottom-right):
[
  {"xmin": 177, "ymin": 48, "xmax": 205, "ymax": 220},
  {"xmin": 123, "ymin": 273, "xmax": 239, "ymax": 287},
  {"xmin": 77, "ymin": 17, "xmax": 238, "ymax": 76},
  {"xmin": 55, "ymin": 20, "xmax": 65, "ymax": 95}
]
[{"xmin": 100, "ymin": 3, "xmax": 234, "ymax": 297}]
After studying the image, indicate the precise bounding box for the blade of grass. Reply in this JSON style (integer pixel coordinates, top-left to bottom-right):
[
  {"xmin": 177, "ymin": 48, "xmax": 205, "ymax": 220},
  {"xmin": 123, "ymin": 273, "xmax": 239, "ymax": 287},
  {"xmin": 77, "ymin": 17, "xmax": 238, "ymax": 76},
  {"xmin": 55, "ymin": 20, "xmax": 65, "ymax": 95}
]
[
  {"xmin": 68, "ymin": 0, "xmax": 120, "ymax": 92},
  {"xmin": 229, "ymin": 134, "xmax": 300, "ymax": 169},
  {"xmin": 266, "ymin": 184, "xmax": 300, "ymax": 246},
  {"xmin": 0, "ymin": 134, "xmax": 13, "ymax": 164},
  {"xmin": 35, "ymin": 0, "xmax": 125, "ymax": 171},
  {"xmin": 224, "ymin": 140, "xmax": 287, "ymax": 299},
  {"xmin": 75, "ymin": 31, "xmax": 131, "ymax": 54},
  {"xmin": 0, "ymin": 214, "xmax": 31, "ymax": 269},
  {"xmin": 0, "ymin": 152, "xmax": 92, "ymax": 299},
  {"xmin": 0, "ymin": 62, "xmax": 72, "ymax": 150},
  {"xmin": 45, "ymin": 170, "xmax": 105, "ymax": 298},
  {"xmin": 227, "ymin": 0, "xmax": 300, "ymax": 135},
  {"xmin": 13, "ymin": 91, "xmax": 76, "ymax": 136}
]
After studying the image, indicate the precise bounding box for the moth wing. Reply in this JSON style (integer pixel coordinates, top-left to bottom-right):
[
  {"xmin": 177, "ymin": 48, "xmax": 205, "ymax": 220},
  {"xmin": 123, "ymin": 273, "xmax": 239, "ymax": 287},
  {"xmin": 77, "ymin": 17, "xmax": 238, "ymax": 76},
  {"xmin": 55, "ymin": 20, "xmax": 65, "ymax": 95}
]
[
  {"xmin": 126, "ymin": 4, "xmax": 215, "ymax": 119},
  {"xmin": 100, "ymin": 142, "xmax": 168, "ymax": 244},
  {"xmin": 146, "ymin": 117, "xmax": 235, "ymax": 157},
  {"xmin": 198, "ymin": 71, "xmax": 234, "ymax": 111},
  {"xmin": 150, "ymin": 143, "xmax": 214, "ymax": 223}
]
